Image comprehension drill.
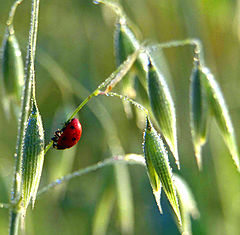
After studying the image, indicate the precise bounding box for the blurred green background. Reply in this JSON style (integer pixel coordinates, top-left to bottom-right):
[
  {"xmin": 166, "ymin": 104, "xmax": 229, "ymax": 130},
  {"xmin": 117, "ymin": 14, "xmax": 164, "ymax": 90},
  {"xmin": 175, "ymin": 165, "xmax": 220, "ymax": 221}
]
[{"xmin": 1, "ymin": 0, "xmax": 240, "ymax": 234}]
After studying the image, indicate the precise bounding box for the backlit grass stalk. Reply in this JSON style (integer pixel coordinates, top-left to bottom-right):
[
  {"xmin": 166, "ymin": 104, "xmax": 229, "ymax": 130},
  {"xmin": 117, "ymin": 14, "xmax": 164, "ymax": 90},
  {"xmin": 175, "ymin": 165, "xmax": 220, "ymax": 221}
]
[
  {"xmin": 148, "ymin": 38, "xmax": 204, "ymax": 65},
  {"xmin": 37, "ymin": 155, "xmax": 145, "ymax": 197},
  {"xmin": 10, "ymin": 0, "xmax": 40, "ymax": 234}
]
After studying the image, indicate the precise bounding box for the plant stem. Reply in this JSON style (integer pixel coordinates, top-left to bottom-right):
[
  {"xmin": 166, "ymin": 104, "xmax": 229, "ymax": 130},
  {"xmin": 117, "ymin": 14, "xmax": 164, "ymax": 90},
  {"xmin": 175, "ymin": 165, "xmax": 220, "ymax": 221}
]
[
  {"xmin": 44, "ymin": 49, "xmax": 140, "ymax": 154},
  {"xmin": 103, "ymin": 91, "xmax": 149, "ymax": 115},
  {"xmin": 9, "ymin": 0, "xmax": 40, "ymax": 234},
  {"xmin": 9, "ymin": 212, "xmax": 20, "ymax": 235},
  {"xmin": 37, "ymin": 154, "xmax": 145, "ymax": 197},
  {"xmin": 6, "ymin": 0, "xmax": 24, "ymax": 33},
  {"xmin": 147, "ymin": 38, "xmax": 204, "ymax": 66}
]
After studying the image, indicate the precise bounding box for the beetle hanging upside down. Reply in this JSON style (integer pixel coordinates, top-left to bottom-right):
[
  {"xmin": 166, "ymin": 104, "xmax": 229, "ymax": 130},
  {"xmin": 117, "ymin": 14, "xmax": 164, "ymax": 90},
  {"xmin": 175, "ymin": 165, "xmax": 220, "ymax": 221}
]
[{"xmin": 52, "ymin": 118, "xmax": 82, "ymax": 150}]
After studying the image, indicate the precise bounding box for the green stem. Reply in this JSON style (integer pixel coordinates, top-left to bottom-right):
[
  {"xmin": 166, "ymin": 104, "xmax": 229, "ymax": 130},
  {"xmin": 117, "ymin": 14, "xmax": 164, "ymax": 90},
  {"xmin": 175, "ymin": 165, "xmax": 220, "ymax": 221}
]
[
  {"xmin": 9, "ymin": 212, "xmax": 20, "ymax": 235},
  {"xmin": 44, "ymin": 49, "xmax": 140, "ymax": 155},
  {"xmin": 103, "ymin": 91, "xmax": 149, "ymax": 115},
  {"xmin": 9, "ymin": 0, "xmax": 40, "ymax": 234},
  {"xmin": 147, "ymin": 38, "xmax": 204, "ymax": 66},
  {"xmin": 37, "ymin": 155, "xmax": 145, "ymax": 197},
  {"xmin": 43, "ymin": 89, "xmax": 100, "ymax": 153},
  {"xmin": 94, "ymin": 0, "xmax": 125, "ymax": 18},
  {"xmin": 6, "ymin": 0, "xmax": 24, "ymax": 33},
  {"xmin": 67, "ymin": 48, "xmax": 140, "ymax": 121}
]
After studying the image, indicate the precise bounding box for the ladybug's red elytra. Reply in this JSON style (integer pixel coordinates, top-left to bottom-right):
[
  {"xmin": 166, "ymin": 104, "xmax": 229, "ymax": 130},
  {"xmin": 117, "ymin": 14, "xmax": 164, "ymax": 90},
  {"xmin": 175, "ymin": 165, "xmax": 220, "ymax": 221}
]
[{"xmin": 52, "ymin": 118, "xmax": 82, "ymax": 150}]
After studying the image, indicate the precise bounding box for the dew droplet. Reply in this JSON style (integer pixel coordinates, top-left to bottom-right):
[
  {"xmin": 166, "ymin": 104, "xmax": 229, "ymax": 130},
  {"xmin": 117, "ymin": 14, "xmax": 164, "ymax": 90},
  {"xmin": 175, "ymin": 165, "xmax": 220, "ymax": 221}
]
[
  {"xmin": 11, "ymin": 191, "xmax": 14, "ymax": 200},
  {"xmin": 93, "ymin": 0, "xmax": 100, "ymax": 4},
  {"xmin": 56, "ymin": 179, "xmax": 62, "ymax": 184}
]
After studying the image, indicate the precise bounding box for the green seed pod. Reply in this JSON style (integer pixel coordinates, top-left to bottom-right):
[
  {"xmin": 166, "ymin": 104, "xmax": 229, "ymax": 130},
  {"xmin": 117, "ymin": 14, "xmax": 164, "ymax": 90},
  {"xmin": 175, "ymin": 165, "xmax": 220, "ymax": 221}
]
[
  {"xmin": 143, "ymin": 118, "xmax": 181, "ymax": 225},
  {"xmin": 147, "ymin": 60, "xmax": 179, "ymax": 169},
  {"xmin": 201, "ymin": 67, "xmax": 240, "ymax": 170},
  {"xmin": 173, "ymin": 174, "xmax": 200, "ymax": 235},
  {"xmin": 2, "ymin": 30, "xmax": 24, "ymax": 102},
  {"xmin": 114, "ymin": 18, "xmax": 140, "ymax": 90},
  {"xmin": 190, "ymin": 63, "xmax": 209, "ymax": 169},
  {"xmin": 143, "ymin": 132, "xmax": 162, "ymax": 213},
  {"xmin": 114, "ymin": 17, "xmax": 140, "ymax": 67},
  {"xmin": 114, "ymin": 16, "xmax": 148, "ymax": 75},
  {"xmin": 21, "ymin": 102, "xmax": 44, "ymax": 214},
  {"xmin": 134, "ymin": 74, "xmax": 149, "ymax": 106}
]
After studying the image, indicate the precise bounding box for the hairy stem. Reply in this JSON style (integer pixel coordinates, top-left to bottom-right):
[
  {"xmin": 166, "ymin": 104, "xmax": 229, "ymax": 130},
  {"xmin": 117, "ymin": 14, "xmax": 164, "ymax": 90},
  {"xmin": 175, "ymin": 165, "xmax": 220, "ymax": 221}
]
[
  {"xmin": 147, "ymin": 38, "xmax": 204, "ymax": 66},
  {"xmin": 44, "ymin": 49, "xmax": 140, "ymax": 154},
  {"xmin": 37, "ymin": 155, "xmax": 145, "ymax": 197},
  {"xmin": 9, "ymin": 0, "xmax": 40, "ymax": 234},
  {"xmin": 102, "ymin": 91, "xmax": 149, "ymax": 115},
  {"xmin": 6, "ymin": 0, "xmax": 24, "ymax": 32}
]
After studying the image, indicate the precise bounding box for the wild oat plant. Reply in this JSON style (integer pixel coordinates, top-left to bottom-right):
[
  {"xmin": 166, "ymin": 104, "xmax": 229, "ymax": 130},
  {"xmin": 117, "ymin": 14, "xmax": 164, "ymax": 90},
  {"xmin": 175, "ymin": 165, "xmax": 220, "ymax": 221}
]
[{"xmin": 0, "ymin": 0, "xmax": 239, "ymax": 235}]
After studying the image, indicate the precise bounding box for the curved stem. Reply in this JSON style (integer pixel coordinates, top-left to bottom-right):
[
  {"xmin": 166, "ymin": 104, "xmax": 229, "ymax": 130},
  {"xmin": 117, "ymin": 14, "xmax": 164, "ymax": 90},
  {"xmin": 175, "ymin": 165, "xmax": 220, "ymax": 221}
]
[
  {"xmin": 37, "ymin": 154, "xmax": 145, "ymax": 197},
  {"xmin": 102, "ymin": 91, "xmax": 149, "ymax": 116},
  {"xmin": 94, "ymin": 0, "xmax": 125, "ymax": 18},
  {"xmin": 6, "ymin": 0, "xmax": 24, "ymax": 32},
  {"xmin": 147, "ymin": 38, "xmax": 205, "ymax": 66}
]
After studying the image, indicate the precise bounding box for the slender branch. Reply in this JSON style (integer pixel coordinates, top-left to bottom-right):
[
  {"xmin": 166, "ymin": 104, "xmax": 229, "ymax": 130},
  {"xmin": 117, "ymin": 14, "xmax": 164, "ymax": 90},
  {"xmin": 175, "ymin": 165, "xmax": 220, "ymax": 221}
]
[
  {"xmin": 44, "ymin": 49, "xmax": 141, "ymax": 154},
  {"xmin": 147, "ymin": 38, "xmax": 204, "ymax": 65},
  {"xmin": 93, "ymin": 0, "xmax": 125, "ymax": 18},
  {"xmin": 37, "ymin": 154, "xmax": 145, "ymax": 197},
  {"xmin": 101, "ymin": 91, "xmax": 149, "ymax": 115},
  {"xmin": 6, "ymin": 0, "xmax": 24, "ymax": 32}
]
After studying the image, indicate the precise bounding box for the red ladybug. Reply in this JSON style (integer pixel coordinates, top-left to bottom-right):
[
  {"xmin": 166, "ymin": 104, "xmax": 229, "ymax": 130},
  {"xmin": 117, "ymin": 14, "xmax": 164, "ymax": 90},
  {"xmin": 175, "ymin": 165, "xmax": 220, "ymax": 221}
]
[{"xmin": 52, "ymin": 118, "xmax": 82, "ymax": 150}]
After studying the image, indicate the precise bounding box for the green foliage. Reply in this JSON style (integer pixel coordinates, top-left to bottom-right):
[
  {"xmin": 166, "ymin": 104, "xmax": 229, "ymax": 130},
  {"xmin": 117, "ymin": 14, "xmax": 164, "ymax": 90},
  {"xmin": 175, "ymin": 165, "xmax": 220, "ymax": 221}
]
[
  {"xmin": 143, "ymin": 118, "xmax": 181, "ymax": 226},
  {"xmin": 21, "ymin": 101, "xmax": 44, "ymax": 214},
  {"xmin": 147, "ymin": 59, "xmax": 179, "ymax": 169},
  {"xmin": 2, "ymin": 31, "xmax": 24, "ymax": 101},
  {"xmin": 190, "ymin": 61, "xmax": 209, "ymax": 169},
  {"xmin": 0, "ymin": 1, "xmax": 240, "ymax": 235}
]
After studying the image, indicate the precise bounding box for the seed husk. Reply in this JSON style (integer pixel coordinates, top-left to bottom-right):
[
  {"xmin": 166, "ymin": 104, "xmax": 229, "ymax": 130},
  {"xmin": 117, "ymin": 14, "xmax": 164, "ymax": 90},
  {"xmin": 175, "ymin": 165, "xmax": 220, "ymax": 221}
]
[
  {"xmin": 114, "ymin": 17, "xmax": 144, "ymax": 104},
  {"xmin": 147, "ymin": 60, "xmax": 179, "ymax": 169},
  {"xmin": 201, "ymin": 67, "xmax": 240, "ymax": 170},
  {"xmin": 143, "ymin": 118, "xmax": 181, "ymax": 225},
  {"xmin": 143, "ymin": 139, "xmax": 162, "ymax": 213},
  {"xmin": 21, "ymin": 102, "xmax": 44, "ymax": 214},
  {"xmin": 173, "ymin": 174, "xmax": 200, "ymax": 235},
  {"xmin": 2, "ymin": 30, "xmax": 24, "ymax": 102},
  {"xmin": 114, "ymin": 17, "xmax": 140, "ymax": 67},
  {"xmin": 190, "ymin": 62, "xmax": 209, "ymax": 169}
]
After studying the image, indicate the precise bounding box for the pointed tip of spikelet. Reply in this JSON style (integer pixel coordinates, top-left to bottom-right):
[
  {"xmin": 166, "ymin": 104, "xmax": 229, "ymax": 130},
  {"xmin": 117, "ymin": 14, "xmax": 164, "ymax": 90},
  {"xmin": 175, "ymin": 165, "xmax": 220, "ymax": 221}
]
[
  {"xmin": 153, "ymin": 188, "xmax": 163, "ymax": 214},
  {"xmin": 194, "ymin": 146, "xmax": 202, "ymax": 171}
]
